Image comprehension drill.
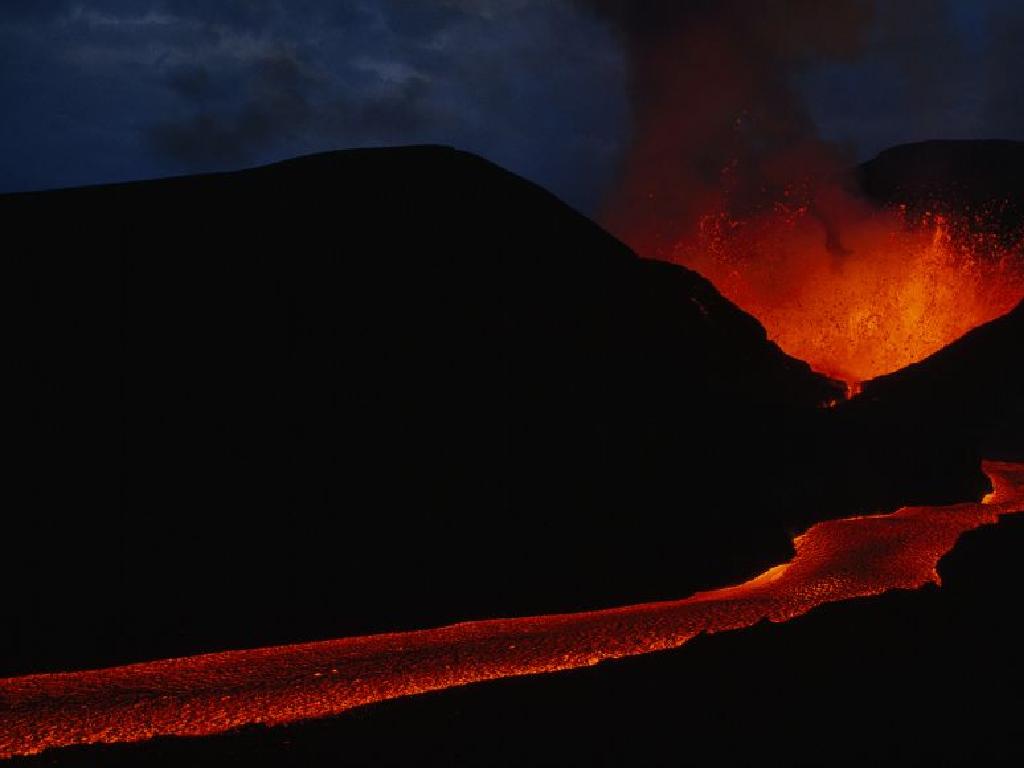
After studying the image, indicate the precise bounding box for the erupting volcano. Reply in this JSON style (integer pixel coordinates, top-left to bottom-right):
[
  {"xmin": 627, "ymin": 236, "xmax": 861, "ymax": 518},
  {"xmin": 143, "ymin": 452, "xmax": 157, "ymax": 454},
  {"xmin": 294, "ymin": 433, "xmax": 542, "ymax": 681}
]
[
  {"xmin": 606, "ymin": 140, "xmax": 1024, "ymax": 392},
  {"xmin": 591, "ymin": 0, "xmax": 1024, "ymax": 392},
  {"xmin": 7, "ymin": 0, "xmax": 1024, "ymax": 764},
  {"xmin": 7, "ymin": 136, "xmax": 1024, "ymax": 767},
  {"xmin": 670, "ymin": 201, "xmax": 1024, "ymax": 388}
]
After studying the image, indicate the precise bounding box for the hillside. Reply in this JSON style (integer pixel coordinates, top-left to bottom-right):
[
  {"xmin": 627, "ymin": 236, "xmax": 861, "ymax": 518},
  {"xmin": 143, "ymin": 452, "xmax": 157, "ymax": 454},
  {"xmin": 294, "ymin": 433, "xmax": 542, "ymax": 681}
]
[{"xmin": 8, "ymin": 146, "xmax": 839, "ymax": 676}]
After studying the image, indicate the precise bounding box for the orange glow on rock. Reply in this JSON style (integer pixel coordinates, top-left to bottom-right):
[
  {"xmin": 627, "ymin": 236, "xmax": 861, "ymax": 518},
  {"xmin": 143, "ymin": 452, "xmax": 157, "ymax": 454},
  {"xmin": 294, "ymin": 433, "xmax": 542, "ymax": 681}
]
[
  {"xmin": 2, "ymin": 461, "xmax": 1022, "ymax": 760},
  {"xmin": 666, "ymin": 204, "xmax": 1024, "ymax": 387}
]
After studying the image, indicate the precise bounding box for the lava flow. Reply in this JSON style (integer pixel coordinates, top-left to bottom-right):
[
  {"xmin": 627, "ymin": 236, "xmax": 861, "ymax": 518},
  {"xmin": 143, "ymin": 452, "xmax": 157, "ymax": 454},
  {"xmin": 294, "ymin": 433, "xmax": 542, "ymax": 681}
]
[
  {"xmin": 673, "ymin": 204, "xmax": 1024, "ymax": 387},
  {"xmin": 2, "ymin": 461, "xmax": 1023, "ymax": 760}
]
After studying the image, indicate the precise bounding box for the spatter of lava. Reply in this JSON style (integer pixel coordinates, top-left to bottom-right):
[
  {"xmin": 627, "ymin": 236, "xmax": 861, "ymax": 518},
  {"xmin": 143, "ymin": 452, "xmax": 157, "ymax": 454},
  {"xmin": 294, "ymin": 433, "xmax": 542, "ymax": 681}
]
[
  {"xmin": 2, "ymin": 461, "xmax": 1023, "ymax": 759},
  {"xmin": 673, "ymin": 203, "xmax": 1024, "ymax": 388}
]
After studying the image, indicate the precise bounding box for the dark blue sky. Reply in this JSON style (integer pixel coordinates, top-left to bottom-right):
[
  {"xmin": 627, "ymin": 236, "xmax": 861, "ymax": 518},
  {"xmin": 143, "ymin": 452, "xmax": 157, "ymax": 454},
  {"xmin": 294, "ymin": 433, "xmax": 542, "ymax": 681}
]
[{"xmin": 2, "ymin": 1, "xmax": 1023, "ymax": 213}]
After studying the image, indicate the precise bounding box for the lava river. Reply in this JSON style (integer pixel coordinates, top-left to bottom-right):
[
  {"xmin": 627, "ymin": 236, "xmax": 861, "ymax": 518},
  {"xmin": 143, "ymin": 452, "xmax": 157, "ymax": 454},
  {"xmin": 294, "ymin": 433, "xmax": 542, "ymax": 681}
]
[{"xmin": 2, "ymin": 460, "xmax": 1023, "ymax": 760}]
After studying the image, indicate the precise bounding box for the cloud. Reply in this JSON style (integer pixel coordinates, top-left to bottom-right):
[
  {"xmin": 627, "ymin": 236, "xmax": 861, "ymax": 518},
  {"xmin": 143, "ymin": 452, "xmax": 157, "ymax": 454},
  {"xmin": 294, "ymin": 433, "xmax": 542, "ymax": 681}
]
[
  {"xmin": 130, "ymin": 0, "xmax": 627, "ymax": 211},
  {"xmin": 147, "ymin": 46, "xmax": 439, "ymax": 167},
  {"xmin": 4, "ymin": 4, "xmax": 623, "ymax": 200},
  {"xmin": 149, "ymin": 50, "xmax": 317, "ymax": 166},
  {"xmin": 63, "ymin": 7, "xmax": 178, "ymax": 29},
  {"xmin": 0, "ymin": 1, "xmax": 629, "ymax": 209},
  {"xmin": 5, "ymin": 0, "xmax": 1024, "ymax": 205},
  {"xmin": 980, "ymin": 1, "xmax": 1024, "ymax": 137},
  {"xmin": 791, "ymin": 0, "xmax": 1024, "ymax": 161}
]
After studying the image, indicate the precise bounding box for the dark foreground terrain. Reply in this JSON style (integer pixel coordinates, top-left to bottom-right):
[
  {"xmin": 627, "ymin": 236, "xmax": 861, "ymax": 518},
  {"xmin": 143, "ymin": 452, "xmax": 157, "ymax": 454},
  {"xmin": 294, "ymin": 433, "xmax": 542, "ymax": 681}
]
[
  {"xmin": 10, "ymin": 513, "xmax": 1024, "ymax": 767},
  {"xmin": 6, "ymin": 141, "xmax": 1023, "ymax": 766},
  {"xmin": 12, "ymin": 145, "xmax": 842, "ymax": 677}
]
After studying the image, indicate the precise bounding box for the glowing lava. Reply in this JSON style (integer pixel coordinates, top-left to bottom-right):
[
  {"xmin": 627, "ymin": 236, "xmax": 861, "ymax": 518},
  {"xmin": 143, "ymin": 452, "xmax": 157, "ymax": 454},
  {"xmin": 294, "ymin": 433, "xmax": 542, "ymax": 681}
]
[
  {"xmin": 2, "ymin": 461, "xmax": 1022, "ymax": 760},
  {"xmin": 671, "ymin": 205, "xmax": 1024, "ymax": 387}
]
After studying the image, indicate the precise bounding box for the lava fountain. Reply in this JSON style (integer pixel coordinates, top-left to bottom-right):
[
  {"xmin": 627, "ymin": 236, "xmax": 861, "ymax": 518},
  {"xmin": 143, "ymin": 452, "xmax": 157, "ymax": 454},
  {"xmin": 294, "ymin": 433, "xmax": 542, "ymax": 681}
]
[{"xmin": 663, "ymin": 201, "xmax": 1024, "ymax": 389}]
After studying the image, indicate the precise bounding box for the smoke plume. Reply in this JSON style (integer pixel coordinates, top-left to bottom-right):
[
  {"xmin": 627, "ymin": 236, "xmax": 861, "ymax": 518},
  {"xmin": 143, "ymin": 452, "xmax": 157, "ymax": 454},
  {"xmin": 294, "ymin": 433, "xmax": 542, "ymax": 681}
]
[{"xmin": 581, "ymin": 0, "xmax": 875, "ymax": 256}]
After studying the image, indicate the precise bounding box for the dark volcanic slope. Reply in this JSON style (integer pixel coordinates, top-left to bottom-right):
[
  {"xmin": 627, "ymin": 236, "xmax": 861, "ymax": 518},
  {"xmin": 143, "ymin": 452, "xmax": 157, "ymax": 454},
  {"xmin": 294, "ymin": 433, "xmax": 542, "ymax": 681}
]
[
  {"xmin": 9, "ymin": 146, "xmax": 840, "ymax": 677},
  {"xmin": 852, "ymin": 299, "xmax": 1024, "ymax": 461},
  {"xmin": 859, "ymin": 139, "xmax": 1024, "ymax": 238},
  {"xmin": 772, "ymin": 140, "xmax": 1024, "ymax": 520},
  {"xmin": 825, "ymin": 141, "xmax": 1024, "ymax": 505},
  {"xmin": 4, "ymin": 462, "xmax": 1021, "ymax": 759},
  {"xmin": 25, "ymin": 512, "xmax": 1023, "ymax": 768},
  {"xmin": 799, "ymin": 300, "xmax": 1024, "ymax": 526}
]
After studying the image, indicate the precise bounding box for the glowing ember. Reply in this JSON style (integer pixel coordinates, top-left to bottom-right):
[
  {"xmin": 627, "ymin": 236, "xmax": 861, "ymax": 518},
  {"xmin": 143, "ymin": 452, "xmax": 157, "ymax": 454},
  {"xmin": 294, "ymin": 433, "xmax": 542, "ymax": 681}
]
[
  {"xmin": 2, "ymin": 461, "xmax": 1022, "ymax": 760},
  {"xmin": 669, "ymin": 204, "xmax": 1024, "ymax": 386}
]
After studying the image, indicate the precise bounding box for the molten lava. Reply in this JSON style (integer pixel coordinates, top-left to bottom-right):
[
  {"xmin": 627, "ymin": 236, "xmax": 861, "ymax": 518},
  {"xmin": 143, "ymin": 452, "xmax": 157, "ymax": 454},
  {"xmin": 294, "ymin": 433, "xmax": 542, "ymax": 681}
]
[
  {"xmin": 671, "ymin": 204, "xmax": 1024, "ymax": 387},
  {"xmin": 2, "ymin": 461, "xmax": 1022, "ymax": 760}
]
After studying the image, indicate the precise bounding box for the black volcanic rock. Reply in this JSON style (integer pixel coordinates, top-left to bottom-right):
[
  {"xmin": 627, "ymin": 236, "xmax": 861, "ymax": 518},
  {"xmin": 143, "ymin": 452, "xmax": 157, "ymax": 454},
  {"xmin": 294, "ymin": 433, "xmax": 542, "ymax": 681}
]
[
  {"xmin": 853, "ymin": 299, "xmax": 1024, "ymax": 461},
  {"xmin": 813, "ymin": 140, "xmax": 1024, "ymax": 510},
  {"xmin": 804, "ymin": 301, "xmax": 1024, "ymax": 521},
  {"xmin": 859, "ymin": 139, "xmax": 1024, "ymax": 239},
  {"xmin": 6, "ymin": 142, "xmax": 1023, "ymax": 767},
  {"xmin": 599, "ymin": 142, "xmax": 1024, "ymax": 525},
  {"xmin": 7, "ymin": 146, "xmax": 841, "ymax": 675},
  {"xmin": 27, "ymin": 516, "xmax": 1024, "ymax": 768}
]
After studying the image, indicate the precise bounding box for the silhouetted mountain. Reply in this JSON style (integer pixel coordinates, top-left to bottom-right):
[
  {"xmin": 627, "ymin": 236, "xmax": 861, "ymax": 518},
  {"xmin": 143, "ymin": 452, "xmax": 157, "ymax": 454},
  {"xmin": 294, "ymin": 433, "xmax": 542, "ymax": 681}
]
[
  {"xmin": 798, "ymin": 301, "xmax": 1022, "ymax": 523},
  {"xmin": 7, "ymin": 142, "xmax": 1024, "ymax": 768},
  {"xmin": 9, "ymin": 144, "xmax": 1021, "ymax": 683},
  {"xmin": 859, "ymin": 139, "xmax": 1024, "ymax": 239},
  {"xmin": 853, "ymin": 299, "xmax": 1024, "ymax": 461},
  {"xmin": 9, "ymin": 146, "xmax": 841, "ymax": 675}
]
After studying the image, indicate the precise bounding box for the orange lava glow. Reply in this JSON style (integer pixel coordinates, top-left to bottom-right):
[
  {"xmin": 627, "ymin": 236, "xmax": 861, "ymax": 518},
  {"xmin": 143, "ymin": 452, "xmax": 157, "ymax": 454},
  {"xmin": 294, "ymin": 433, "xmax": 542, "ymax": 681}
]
[
  {"xmin": 2, "ymin": 461, "xmax": 1022, "ymax": 760},
  {"xmin": 672, "ymin": 205, "xmax": 1024, "ymax": 386}
]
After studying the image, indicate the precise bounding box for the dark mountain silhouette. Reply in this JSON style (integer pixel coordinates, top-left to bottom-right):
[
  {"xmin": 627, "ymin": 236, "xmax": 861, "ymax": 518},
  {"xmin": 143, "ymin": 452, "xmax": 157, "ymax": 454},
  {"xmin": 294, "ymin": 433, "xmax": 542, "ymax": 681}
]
[
  {"xmin": 9, "ymin": 146, "xmax": 840, "ymax": 676},
  {"xmin": 806, "ymin": 301, "xmax": 1023, "ymax": 524},
  {"xmin": 859, "ymin": 138, "xmax": 1024, "ymax": 240},
  {"xmin": 5, "ymin": 142, "xmax": 1024, "ymax": 768},
  {"xmin": 852, "ymin": 299, "xmax": 1024, "ymax": 460},
  {"xmin": 7, "ymin": 142, "xmax": 1020, "ymax": 683}
]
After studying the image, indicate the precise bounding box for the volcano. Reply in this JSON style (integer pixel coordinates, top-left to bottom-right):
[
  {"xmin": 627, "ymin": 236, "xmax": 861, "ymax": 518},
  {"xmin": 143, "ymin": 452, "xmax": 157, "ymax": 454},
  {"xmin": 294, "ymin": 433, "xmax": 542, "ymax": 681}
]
[
  {"xmin": 10, "ymin": 145, "xmax": 843, "ymax": 678},
  {"xmin": 644, "ymin": 141, "xmax": 1024, "ymax": 390},
  {"xmin": 6, "ymin": 142, "xmax": 1024, "ymax": 767}
]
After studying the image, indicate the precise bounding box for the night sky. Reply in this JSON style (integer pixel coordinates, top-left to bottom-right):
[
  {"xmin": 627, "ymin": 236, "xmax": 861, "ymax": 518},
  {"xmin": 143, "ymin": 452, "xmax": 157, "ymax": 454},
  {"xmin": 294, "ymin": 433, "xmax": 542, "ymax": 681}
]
[{"xmin": 2, "ymin": 0, "xmax": 1023, "ymax": 214}]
